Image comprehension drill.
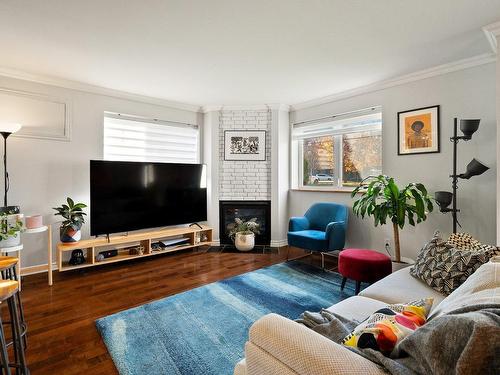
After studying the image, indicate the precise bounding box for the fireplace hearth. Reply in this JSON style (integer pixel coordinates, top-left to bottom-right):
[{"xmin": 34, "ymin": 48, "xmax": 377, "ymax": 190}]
[{"xmin": 219, "ymin": 200, "xmax": 271, "ymax": 245}]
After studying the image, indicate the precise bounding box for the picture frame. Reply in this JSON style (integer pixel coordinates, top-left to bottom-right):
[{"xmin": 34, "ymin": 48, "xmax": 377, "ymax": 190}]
[
  {"xmin": 224, "ymin": 130, "xmax": 267, "ymax": 161},
  {"xmin": 397, "ymin": 105, "xmax": 440, "ymax": 155}
]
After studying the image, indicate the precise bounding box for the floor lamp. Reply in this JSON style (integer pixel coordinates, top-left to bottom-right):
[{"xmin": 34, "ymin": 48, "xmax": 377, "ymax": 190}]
[
  {"xmin": 0, "ymin": 123, "xmax": 22, "ymax": 210},
  {"xmin": 434, "ymin": 118, "xmax": 489, "ymax": 233}
]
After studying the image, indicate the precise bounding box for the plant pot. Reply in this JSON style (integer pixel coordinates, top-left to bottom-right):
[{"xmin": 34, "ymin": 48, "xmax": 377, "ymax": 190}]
[
  {"xmin": 0, "ymin": 231, "xmax": 21, "ymax": 248},
  {"xmin": 60, "ymin": 226, "xmax": 82, "ymax": 243},
  {"xmin": 0, "ymin": 206, "xmax": 20, "ymax": 215},
  {"xmin": 235, "ymin": 232, "xmax": 255, "ymax": 252},
  {"xmin": 391, "ymin": 256, "xmax": 415, "ymax": 272}
]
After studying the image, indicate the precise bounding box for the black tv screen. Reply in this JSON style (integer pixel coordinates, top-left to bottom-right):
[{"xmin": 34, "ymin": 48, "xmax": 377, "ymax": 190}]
[{"xmin": 90, "ymin": 160, "xmax": 207, "ymax": 236}]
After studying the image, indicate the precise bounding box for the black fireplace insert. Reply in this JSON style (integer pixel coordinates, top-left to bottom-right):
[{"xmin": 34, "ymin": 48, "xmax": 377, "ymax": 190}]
[{"xmin": 219, "ymin": 200, "xmax": 271, "ymax": 245}]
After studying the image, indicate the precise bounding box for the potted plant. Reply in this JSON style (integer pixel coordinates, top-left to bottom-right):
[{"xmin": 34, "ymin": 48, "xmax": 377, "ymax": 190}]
[
  {"xmin": 0, "ymin": 213, "xmax": 24, "ymax": 248},
  {"xmin": 227, "ymin": 218, "xmax": 260, "ymax": 252},
  {"xmin": 351, "ymin": 175, "xmax": 434, "ymax": 270},
  {"xmin": 53, "ymin": 197, "xmax": 87, "ymax": 243}
]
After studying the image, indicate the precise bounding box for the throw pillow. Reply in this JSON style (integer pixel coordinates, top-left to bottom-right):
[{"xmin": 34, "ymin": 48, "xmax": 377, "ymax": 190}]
[
  {"xmin": 342, "ymin": 298, "xmax": 433, "ymax": 357},
  {"xmin": 410, "ymin": 232, "xmax": 499, "ymax": 295}
]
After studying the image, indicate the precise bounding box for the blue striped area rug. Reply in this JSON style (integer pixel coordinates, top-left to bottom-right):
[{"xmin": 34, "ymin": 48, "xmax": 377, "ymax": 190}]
[{"xmin": 96, "ymin": 261, "xmax": 355, "ymax": 375}]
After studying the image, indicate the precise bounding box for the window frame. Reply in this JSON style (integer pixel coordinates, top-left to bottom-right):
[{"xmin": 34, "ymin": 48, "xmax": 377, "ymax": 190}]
[{"xmin": 292, "ymin": 107, "xmax": 382, "ymax": 192}]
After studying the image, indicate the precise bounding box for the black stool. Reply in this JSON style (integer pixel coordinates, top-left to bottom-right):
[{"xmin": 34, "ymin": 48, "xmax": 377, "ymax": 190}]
[
  {"xmin": 0, "ymin": 257, "xmax": 26, "ymax": 349},
  {"xmin": 0, "ymin": 279, "xmax": 28, "ymax": 374}
]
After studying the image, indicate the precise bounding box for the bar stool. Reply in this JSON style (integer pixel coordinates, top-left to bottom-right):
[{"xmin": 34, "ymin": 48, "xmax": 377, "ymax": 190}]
[
  {"xmin": 0, "ymin": 257, "xmax": 26, "ymax": 348},
  {"xmin": 0, "ymin": 279, "xmax": 28, "ymax": 374}
]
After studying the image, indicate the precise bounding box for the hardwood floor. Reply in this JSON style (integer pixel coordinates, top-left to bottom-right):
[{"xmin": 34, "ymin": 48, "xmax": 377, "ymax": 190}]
[{"xmin": 18, "ymin": 246, "xmax": 312, "ymax": 374}]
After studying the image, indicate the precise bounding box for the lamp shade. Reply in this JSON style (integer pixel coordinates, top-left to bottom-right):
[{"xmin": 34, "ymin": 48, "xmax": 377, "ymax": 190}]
[
  {"xmin": 0, "ymin": 123, "xmax": 22, "ymax": 134},
  {"xmin": 459, "ymin": 119, "xmax": 480, "ymax": 140},
  {"xmin": 460, "ymin": 158, "xmax": 489, "ymax": 179},
  {"xmin": 434, "ymin": 191, "xmax": 453, "ymax": 211}
]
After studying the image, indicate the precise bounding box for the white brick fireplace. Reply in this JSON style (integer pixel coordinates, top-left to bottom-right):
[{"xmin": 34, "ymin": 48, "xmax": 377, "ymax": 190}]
[
  {"xmin": 203, "ymin": 105, "xmax": 290, "ymax": 246},
  {"xmin": 219, "ymin": 109, "xmax": 271, "ymax": 200}
]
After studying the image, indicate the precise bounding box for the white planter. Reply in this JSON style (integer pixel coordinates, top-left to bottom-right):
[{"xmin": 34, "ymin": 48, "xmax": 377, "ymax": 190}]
[
  {"xmin": 235, "ymin": 232, "xmax": 255, "ymax": 252},
  {"xmin": 391, "ymin": 256, "xmax": 415, "ymax": 272},
  {"xmin": 0, "ymin": 231, "xmax": 21, "ymax": 248}
]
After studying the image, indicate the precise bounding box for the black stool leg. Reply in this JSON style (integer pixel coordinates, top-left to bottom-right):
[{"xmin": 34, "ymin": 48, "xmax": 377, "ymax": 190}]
[
  {"xmin": 9, "ymin": 268, "xmax": 27, "ymax": 349},
  {"xmin": 355, "ymin": 281, "xmax": 361, "ymax": 295},
  {"xmin": 8, "ymin": 296, "xmax": 28, "ymax": 375},
  {"xmin": 0, "ymin": 314, "xmax": 11, "ymax": 375},
  {"xmin": 340, "ymin": 277, "xmax": 347, "ymax": 291}
]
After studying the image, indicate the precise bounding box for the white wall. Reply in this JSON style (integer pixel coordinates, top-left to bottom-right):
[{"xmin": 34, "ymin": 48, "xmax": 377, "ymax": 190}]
[
  {"xmin": 290, "ymin": 63, "xmax": 497, "ymax": 260},
  {"xmin": 0, "ymin": 75, "xmax": 201, "ymax": 269}
]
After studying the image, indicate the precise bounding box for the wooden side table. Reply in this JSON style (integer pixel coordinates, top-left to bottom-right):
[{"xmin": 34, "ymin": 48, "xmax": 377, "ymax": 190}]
[{"xmin": 23, "ymin": 225, "xmax": 52, "ymax": 286}]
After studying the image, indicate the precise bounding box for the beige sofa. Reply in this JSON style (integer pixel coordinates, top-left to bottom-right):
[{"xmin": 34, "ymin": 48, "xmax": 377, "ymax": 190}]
[{"xmin": 235, "ymin": 257, "xmax": 500, "ymax": 375}]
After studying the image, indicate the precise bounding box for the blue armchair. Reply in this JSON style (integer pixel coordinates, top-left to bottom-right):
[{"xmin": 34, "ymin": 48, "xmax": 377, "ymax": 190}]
[{"xmin": 287, "ymin": 202, "xmax": 348, "ymax": 269}]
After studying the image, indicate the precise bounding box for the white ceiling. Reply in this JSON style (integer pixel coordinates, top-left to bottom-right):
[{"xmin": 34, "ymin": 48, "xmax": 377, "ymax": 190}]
[{"xmin": 1, "ymin": 0, "xmax": 499, "ymax": 107}]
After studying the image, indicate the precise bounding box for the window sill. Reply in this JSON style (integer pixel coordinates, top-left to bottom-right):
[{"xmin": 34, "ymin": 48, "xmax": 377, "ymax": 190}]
[{"xmin": 290, "ymin": 188, "xmax": 361, "ymax": 194}]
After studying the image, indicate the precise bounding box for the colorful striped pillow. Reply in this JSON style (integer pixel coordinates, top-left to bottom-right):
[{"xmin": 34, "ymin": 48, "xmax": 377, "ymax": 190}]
[{"xmin": 342, "ymin": 298, "xmax": 433, "ymax": 357}]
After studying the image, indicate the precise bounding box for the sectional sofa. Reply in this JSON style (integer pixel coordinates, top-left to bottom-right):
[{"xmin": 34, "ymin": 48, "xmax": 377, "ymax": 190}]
[{"xmin": 235, "ymin": 257, "xmax": 500, "ymax": 374}]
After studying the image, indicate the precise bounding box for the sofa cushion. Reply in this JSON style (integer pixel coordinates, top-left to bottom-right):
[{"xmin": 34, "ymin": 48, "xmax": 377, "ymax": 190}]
[
  {"xmin": 359, "ymin": 267, "xmax": 445, "ymax": 312},
  {"xmin": 326, "ymin": 296, "xmax": 387, "ymax": 322},
  {"xmin": 287, "ymin": 230, "xmax": 327, "ymax": 252},
  {"xmin": 341, "ymin": 298, "xmax": 433, "ymax": 356},
  {"xmin": 410, "ymin": 232, "xmax": 499, "ymax": 295},
  {"xmin": 429, "ymin": 257, "xmax": 500, "ymax": 319}
]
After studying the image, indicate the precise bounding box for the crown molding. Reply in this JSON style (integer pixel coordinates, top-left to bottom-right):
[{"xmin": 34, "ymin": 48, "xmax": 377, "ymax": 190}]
[
  {"xmin": 201, "ymin": 103, "xmax": 290, "ymax": 113},
  {"xmin": 483, "ymin": 21, "xmax": 500, "ymax": 54},
  {"xmin": 290, "ymin": 53, "xmax": 496, "ymax": 111},
  {"xmin": 0, "ymin": 66, "xmax": 203, "ymax": 113}
]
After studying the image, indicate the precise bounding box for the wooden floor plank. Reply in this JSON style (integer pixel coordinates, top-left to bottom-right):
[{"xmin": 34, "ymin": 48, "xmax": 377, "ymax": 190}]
[{"xmin": 18, "ymin": 247, "xmax": 313, "ymax": 374}]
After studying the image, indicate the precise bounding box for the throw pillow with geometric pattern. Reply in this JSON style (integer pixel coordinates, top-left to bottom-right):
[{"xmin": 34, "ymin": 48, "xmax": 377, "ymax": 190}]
[{"xmin": 410, "ymin": 232, "xmax": 499, "ymax": 295}]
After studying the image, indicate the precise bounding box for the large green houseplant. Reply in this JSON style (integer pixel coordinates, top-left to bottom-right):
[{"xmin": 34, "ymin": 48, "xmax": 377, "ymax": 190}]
[{"xmin": 351, "ymin": 175, "xmax": 433, "ymax": 263}]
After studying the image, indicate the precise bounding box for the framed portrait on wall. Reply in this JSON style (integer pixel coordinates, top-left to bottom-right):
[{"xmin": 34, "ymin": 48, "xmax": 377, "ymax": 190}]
[
  {"xmin": 224, "ymin": 130, "xmax": 266, "ymax": 161},
  {"xmin": 397, "ymin": 105, "xmax": 440, "ymax": 155}
]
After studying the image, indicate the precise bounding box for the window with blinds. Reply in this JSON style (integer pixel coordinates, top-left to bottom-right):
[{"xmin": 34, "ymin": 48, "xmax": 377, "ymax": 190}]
[
  {"xmin": 103, "ymin": 114, "xmax": 199, "ymax": 164},
  {"xmin": 291, "ymin": 107, "xmax": 382, "ymax": 190}
]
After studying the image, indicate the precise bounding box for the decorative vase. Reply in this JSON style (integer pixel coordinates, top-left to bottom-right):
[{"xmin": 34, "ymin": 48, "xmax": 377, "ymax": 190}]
[
  {"xmin": 25, "ymin": 214, "xmax": 43, "ymax": 229},
  {"xmin": 235, "ymin": 232, "xmax": 255, "ymax": 252},
  {"xmin": 60, "ymin": 226, "xmax": 82, "ymax": 243},
  {"xmin": 0, "ymin": 231, "xmax": 21, "ymax": 248}
]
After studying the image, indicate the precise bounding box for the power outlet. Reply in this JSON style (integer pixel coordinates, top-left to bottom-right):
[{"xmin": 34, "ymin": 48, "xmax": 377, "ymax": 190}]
[{"xmin": 384, "ymin": 238, "xmax": 392, "ymax": 253}]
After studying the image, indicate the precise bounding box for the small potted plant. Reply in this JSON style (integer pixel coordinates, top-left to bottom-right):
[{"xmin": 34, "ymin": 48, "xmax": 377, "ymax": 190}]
[
  {"xmin": 0, "ymin": 213, "xmax": 25, "ymax": 248},
  {"xmin": 351, "ymin": 175, "xmax": 434, "ymax": 271},
  {"xmin": 53, "ymin": 197, "xmax": 87, "ymax": 243},
  {"xmin": 227, "ymin": 218, "xmax": 260, "ymax": 252}
]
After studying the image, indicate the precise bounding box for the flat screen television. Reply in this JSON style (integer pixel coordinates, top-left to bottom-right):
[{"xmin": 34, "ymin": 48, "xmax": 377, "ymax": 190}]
[{"xmin": 90, "ymin": 160, "xmax": 207, "ymax": 236}]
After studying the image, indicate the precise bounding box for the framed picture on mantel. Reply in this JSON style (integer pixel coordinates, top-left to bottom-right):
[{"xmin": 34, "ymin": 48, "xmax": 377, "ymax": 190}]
[
  {"xmin": 224, "ymin": 130, "xmax": 266, "ymax": 161},
  {"xmin": 398, "ymin": 105, "xmax": 440, "ymax": 155}
]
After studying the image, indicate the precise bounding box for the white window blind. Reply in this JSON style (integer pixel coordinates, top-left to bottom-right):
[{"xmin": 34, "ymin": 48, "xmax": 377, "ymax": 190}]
[
  {"xmin": 103, "ymin": 114, "xmax": 199, "ymax": 164},
  {"xmin": 292, "ymin": 108, "xmax": 382, "ymax": 140}
]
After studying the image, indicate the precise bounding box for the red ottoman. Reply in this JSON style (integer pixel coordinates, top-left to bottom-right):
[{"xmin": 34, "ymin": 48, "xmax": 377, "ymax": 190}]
[{"xmin": 338, "ymin": 248, "xmax": 392, "ymax": 295}]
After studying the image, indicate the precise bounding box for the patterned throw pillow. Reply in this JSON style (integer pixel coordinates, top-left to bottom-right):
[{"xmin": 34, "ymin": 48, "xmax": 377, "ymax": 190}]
[
  {"xmin": 342, "ymin": 298, "xmax": 433, "ymax": 357},
  {"xmin": 410, "ymin": 232, "xmax": 499, "ymax": 295}
]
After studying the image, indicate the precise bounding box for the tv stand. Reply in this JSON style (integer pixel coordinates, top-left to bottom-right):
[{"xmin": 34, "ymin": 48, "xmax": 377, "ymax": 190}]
[
  {"xmin": 189, "ymin": 222, "xmax": 203, "ymax": 230},
  {"xmin": 54, "ymin": 225, "xmax": 213, "ymax": 282}
]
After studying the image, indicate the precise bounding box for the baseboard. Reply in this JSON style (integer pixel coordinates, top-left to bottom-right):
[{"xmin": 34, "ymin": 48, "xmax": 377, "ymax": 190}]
[
  {"xmin": 270, "ymin": 239, "xmax": 288, "ymax": 247},
  {"xmin": 21, "ymin": 263, "xmax": 58, "ymax": 276}
]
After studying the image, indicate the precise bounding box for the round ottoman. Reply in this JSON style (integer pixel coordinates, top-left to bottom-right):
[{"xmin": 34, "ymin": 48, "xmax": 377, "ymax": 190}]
[{"xmin": 338, "ymin": 248, "xmax": 392, "ymax": 295}]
